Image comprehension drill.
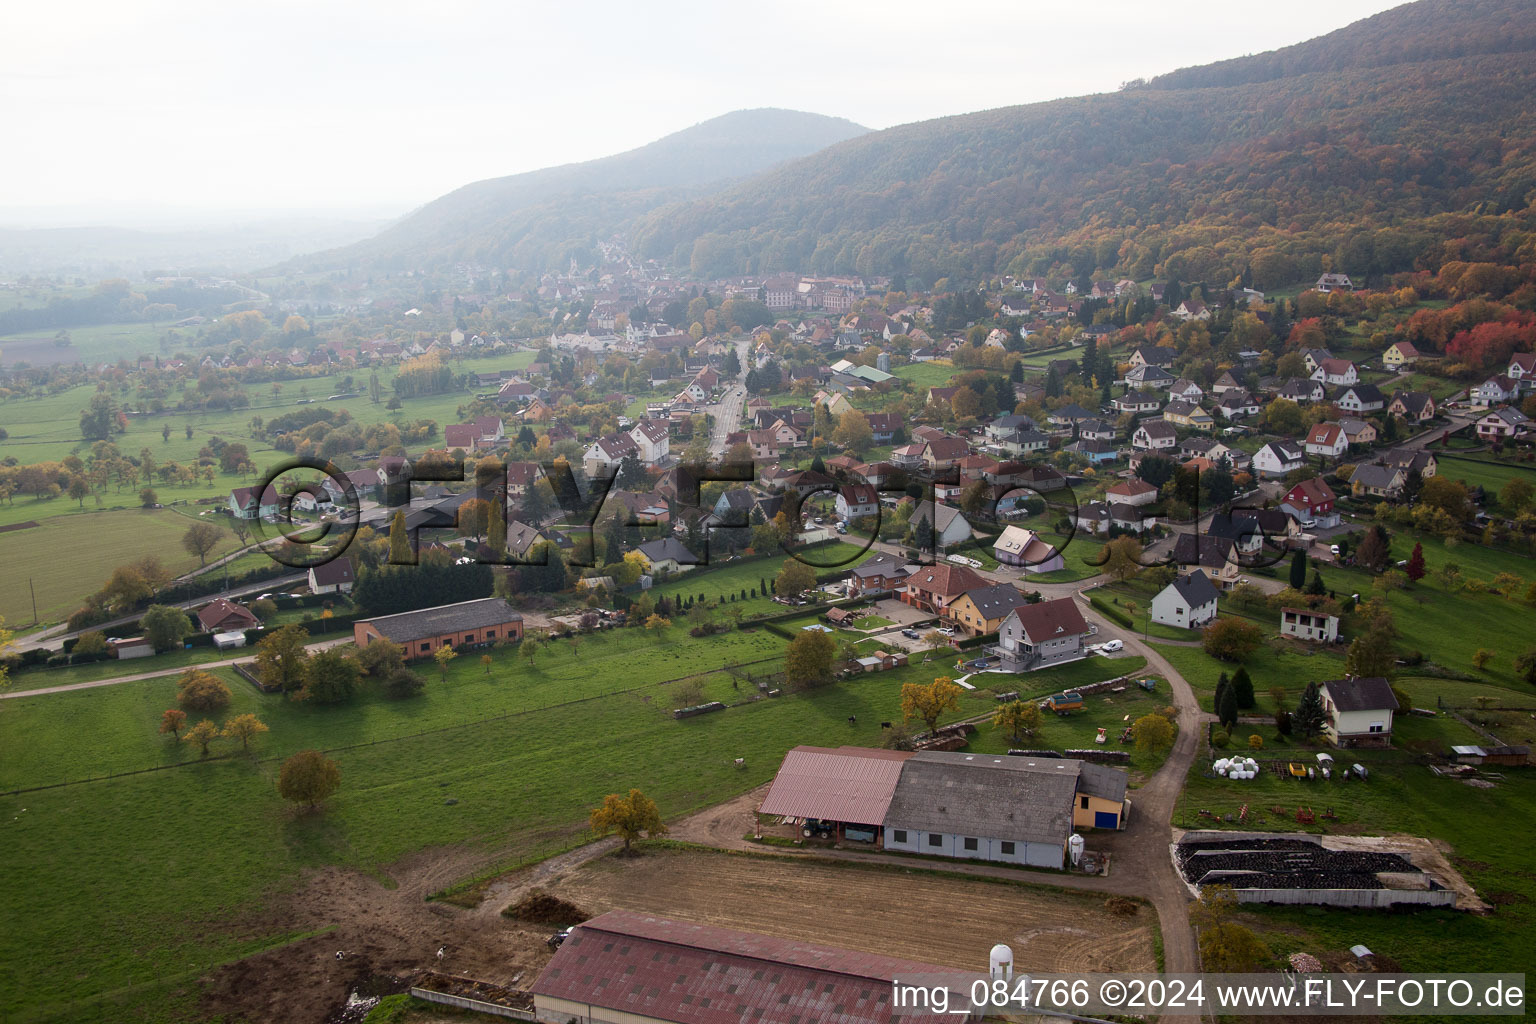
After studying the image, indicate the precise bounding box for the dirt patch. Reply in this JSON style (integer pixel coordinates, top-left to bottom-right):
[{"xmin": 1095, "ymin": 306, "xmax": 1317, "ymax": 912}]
[
  {"xmin": 0, "ymin": 520, "xmax": 39, "ymax": 533},
  {"xmin": 198, "ymin": 841, "xmax": 570, "ymax": 1024},
  {"xmin": 541, "ymin": 846, "xmax": 1157, "ymax": 975},
  {"xmin": 502, "ymin": 891, "xmax": 590, "ymax": 926}
]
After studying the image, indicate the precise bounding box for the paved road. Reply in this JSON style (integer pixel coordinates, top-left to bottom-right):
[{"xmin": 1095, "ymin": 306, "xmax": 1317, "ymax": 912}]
[
  {"xmin": 10, "ymin": 571, "xmax": 308, "ymax": 653},
  {"xmin": 706, "ymin": 338, "xmax": 752, "ymax": 457}
]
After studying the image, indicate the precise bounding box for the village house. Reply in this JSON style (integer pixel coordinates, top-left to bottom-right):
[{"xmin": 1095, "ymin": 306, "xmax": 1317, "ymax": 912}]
[
  {"xmin": 1252, "ymin": 440, "xmax": 1305, "ymax": 479},
  {"xmin": 1281, "ymin": 477, "xmax": 1340, "ymax": 527},
  {"xmin": 1508, "ymin": 352, "xmax": 1536, "ymax": 391},
  {"xmin": 1321, "ymin": 676, "xmax": 1399, "ymax": 748},
  {"xmin": 307, "ymin": 556, "xmax": 356, "ymax": 595},
  {"xmin": 1150, "ymin": 570, "xmax": 1220, "ymax": 629},
  {"xmin": 994, "ymin": 597, "xmax": 1090, "ymax": 672},
  {"xmin": 1311, "ymin": 358, "xmax": 1359, "ymax": 387},
  {"xmin": 1337, "ymin": 417, "xmax": 1377, "ymax": 446},
  {"xmin": 945, "ymin": 583, "xmax": 1033, "ymax": 636},
  {"xmin": 1304, "ymin": 422, "xmax": 1348, "ymax": 460},
  {"xmin": 992, "ymin": 526, "xmax": 1065, "ymax": 572},
  {"xmin": 1476, "ymin": 406, "xmax": 1531, "ymax": 441},
  {"xmin": 1163, "ymin": 400, "xmax": 1214, "ymax": 431},
  {"xmin": 848, "ymin": 550, "xmax": 912, "ymax": 597},
  {"xmin": 1473, "ymin": 374, "xmax": 1519, "ymax": 406},
  {"xmin": 1132, "ymin": 420, "xmax": 1179, "ymax": 451},
  {"xmin": 635, "ymin": 537, "xmax": 698, "ymax": 575},
  {"xmin": 1349, "ymin": 462, "xmax": 1407, "ymax": 500},
  {"xmin": 1336, "ymin": 384, "xmax": 1385, "ymax": 414},
  {"xmin": 1281, "ymin": 607, "xmax": 1340, "ymax": 642},
  {"xmin": 1382, "ymin": 341, "xmax": 1421, "ymax": 369},
  {"xmin": 1113, "ymin": 390, "xmax": 1164, "ymax": 415},
  {"xmin": 197, "ymin": 598, "xmax": 261, "ymax": 634},
  {"xmin": 1105, "ymin": 478, "xmax": 1159, "ymax": 507},
  {"xmin": 908, "ymin": 500, "xmax": 973, "ymax": 551},
  {"xmin": 1387, "ymin": 390, "xmax": 1436, "ymax": 423},
  {"xmin": 901, "ymin": 562, "xmax": 987, "ymax": 614},
  {"xmin": 835, "ymin": 482, "xmax": 879, "ymax": 521}
]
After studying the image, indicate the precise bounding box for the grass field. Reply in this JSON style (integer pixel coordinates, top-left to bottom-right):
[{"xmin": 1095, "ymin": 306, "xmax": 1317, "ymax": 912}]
[
  {"xmin": 646, "ymin": 542, "xmax": 871, "ymax": 617},
  {"xmin": 0, "ymin": 507, "xmax": 243, "ymax": 626},
  {"xmin": 0, "ymin": 620, "xmax": 1145, "ymax": 1022},
  {"xmin": 1431, "ymin": 453, "xmax": 1536, "ymax": 496},
  {"xmin": 0, "ymin": 351, "xmax": 537, "ymax": 525},
  {"xmin": 889, "ymin": 361, "xmax": 956, "ymax": 389}
]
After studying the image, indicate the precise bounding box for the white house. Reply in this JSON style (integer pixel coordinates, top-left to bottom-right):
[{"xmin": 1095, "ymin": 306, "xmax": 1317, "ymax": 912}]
[
  {"xmin": 636, "ymin": 537, "xmax": 697, "ymax": 575},
  {"xmin": 583, "ymin": 433, "xmax": 639, "ymax": 477},
  {"xmin": 1132, "ymin": 421, "xmax": 1178, "ymax": 451},
  {"xmin": 1104, "ymin": 478, "xmax": 1159, "ymax": 506},
  {"xmin": 835, "ymin": 483, "xmax": 879, "ymax": 521},
  {"xmin": 1253, "ymin": 442, "xmax": 1302, "ymax": 482},
  {"xmin": 1321, "ymin": 676, "xmax": 1399, "ymax": 748},
  {"xmin": 308, "ymin": 556, "xmax": 357, "ymax": 595},
  {"xmin": 992, "ymin": 526, "xmax": 1065, "ymax": 573},
  {"xmin": 1150, "ymin": 571, "xmax": 1220, "ymax": 629},
  {"xmin": 1473, "ymin": 374, "xmax": 1519, "ymax": 407},
  {"xmin": 909, "ymin": 500, "xmax": 973, "ymax": 551},
  {"xmin": 1280, "ymin": 607, "xmax": 1338, "ymax": 642},
  {"xmin": 994, "ymin": 598, "xmax": 1090, "ymax": 672},
  {"xmin": 628, "ymin": 419, "xmax": 671, "ymax": 465},
  {"xmin": 1310, "ymin": 359, "xmax": 1358, "ymax": 387},
  {"xmin": 1304, "ymin": 422, "xmax": 1348, "ymax": 459}
]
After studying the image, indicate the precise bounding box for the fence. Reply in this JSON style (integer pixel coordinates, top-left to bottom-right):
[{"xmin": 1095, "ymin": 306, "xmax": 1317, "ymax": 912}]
[{"xmin": 409, "ymin": 987, "xmax": 537, "ymax": 1020}]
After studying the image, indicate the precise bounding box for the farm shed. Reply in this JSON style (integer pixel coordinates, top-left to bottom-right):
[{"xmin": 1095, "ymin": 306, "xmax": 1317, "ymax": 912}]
[
  {"xmin": 882, "ymin": 752, "xmax": 1081, "ymax": 868},
  {"xmin": 757, "ymin": 746, "xmax": 911, "ymax": 841},
  {"xmin": 353, "ymin": 597, "xmax": 524, "ymax": 660},
  {"xmin": 532, "ymin": 910, "xmax": 976, "ymax": 1024}
]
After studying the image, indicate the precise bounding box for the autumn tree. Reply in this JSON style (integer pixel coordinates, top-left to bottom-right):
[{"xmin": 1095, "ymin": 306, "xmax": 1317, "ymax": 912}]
[
  {"xmin": 831, "ymin": 409, "xmax": 874, "ymax": 455},
  {"xmin": 352, "ymin": 639, "xmax": 404, "ymax": 677},
  {"xmin": 481, "ymin": 653, "xmax": 493, "ymax": 675},
  {"xmin": 1202, "ymin": 618, "xmax": 1263, "ymax": 662},
  {"xmin": 774, "ymin": 558, "xmax": 817, "ymax": 599},
  {"xmin": 176, "ymin": 669, "xmax": 231, "ymax": 712},
  {"xmin": 901, "ymin": 677, "xmax": 963, "ymax": 733},
  {"xmin": 1192, "ymin": 885, "xmax": 1271, "ymax": 972},
  {"xmin": 1099, "ymin": 536, "xmax": 1144, "ymax": 582},
  {"xmin": 1133, "ymin": 713, "xmax": 1174, "ymax": 752},
  {"xmin": 180, "ymin": 521, "xmax": 224, "ymax": 566},
  {"xmin": 255, "ymin": 624, "xmax": 311, "ymax": 694},
  {"xmin": 222, "ymin": 713, "xmax": 269, "ymax": 751},
  {"xmin": 158, "ymin": 707, "xmax": 187, "ymax": 740},
  {"xmin": 1473, "ymin": 648, "xmax": 1495, "ymax": 671},
  {"xmin": 1404, "ymin": 541, "xmax": 1426, "ymax": 583},
  {"xmin": 184, "ymin": 719, "xmax": 220, "ymax": 758},
  {"xmin": 277, "ymin": 749, "xmax": 342, "ymax": 810},
  {"xmin": 456, "ymin": 498, "xmax": 493, "ymax": 539},
  {"xmin": 589, "ymin": 788, "xmax": 667, "ymax": 854},
  {"xmin": 993, "ymin": 699, "xmax": 1042, "ymax": 743},
  {"xmin": 784, "ymin": 628, "xmax": 838, "ymax": 689},
  {"xmin": 433, "ymin": 643, "xmax": 458, "ymax": 680},
  {"xmin": 1513, "ymin": 648, "xmax": 1536, "ymax": 686}
]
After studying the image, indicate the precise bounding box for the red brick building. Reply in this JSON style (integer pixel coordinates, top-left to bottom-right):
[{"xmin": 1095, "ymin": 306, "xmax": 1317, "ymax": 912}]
[{"xmin": 353, "ymin": 597, "xmax": 524, "ymax": 660}]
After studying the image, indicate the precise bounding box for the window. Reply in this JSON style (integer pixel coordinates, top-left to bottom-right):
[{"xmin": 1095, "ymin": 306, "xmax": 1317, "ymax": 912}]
[
  {"xmin": 927, "ymin": 834, "xmax": 942, "ymax": 848},
  {"xmin": 487, "ymin": 630, "xmax": 496, "ymax": 639},
  {"xmin": 1369, "ymin": 722, "xmax": 1385, "ymax": 733},
  {"xmin": 1000, "ymin": 841, "xmax": 1015, "ymax": 855},
  {"xmin": 464, "ymin": 634, "xmax": 474, "ymax": 643},
  {"xmin": 420, "ymin": 643, "xmax": 430, "ymax": 652},
  {"xmin": 962, "ymin": 837, "xmax": 978, "ymax": 852},
  {"xmin": 892, "ymin": 830, "xmax": 907, "ymax": 844},
  {"xmin": 1080, "ymin": 796, "xmax": 1090, "ymax": 810}
]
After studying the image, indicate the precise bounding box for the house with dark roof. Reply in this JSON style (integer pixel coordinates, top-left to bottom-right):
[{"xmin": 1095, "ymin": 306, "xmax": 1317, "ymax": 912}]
[
  {"xmin": 908, "ymin": 500, "xmax": 973, "ymax": 552},
  {"xmin": 1151, "ymin": 571, "xmax": 1220, "ymax": 629},
  {"xmin": 1349, "ymin": 462, "xmax": 1408, "ymax": 500},
  {"xmin": 848, "ymin": 550, "xmax": 913, "ymax": 597},
  {"xmin": 994, "ymin": 597, "xmax": 1089, "ymax": 671},
  {"xmin": 1281, "ymin": 477, "xmax": 1339, "ymax": 527},
  {"xmin": 1132, "ymin": 420, "xmax": 1178, "ymax": 451},
  {"xmin": 1321, "ymin": 677, "xmax": 1400, "ymax": 748},
  {"xmin": 532, "ymin": 909, "xmax": 975, "ymax": 1024},
  {"xmin": 353, "ymin": 597, "xmax": 523, "ymax": 660},
  {"xmin": 636, "ymin": 537, "xmax": 698, "ymax": 575},
  {"xmin": 307, "ymin": 556, "xmax": 356, "ymax": 595},
  {"xmin": 197, "ymin": 598, "xmax": 260, "ymax": 634},
  {"xmin": 1387, "ymin": 390, "xmax": 1436, "ymax": 423},
  {"xmin": 945, "ymin": 583, "xmax": 1032, "ymax": 636}
]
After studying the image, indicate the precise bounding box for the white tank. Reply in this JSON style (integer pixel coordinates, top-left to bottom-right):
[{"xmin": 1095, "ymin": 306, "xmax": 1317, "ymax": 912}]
[
  {"xmin": 989, "ymin": 943, "xmax": 1014, "ymax": 981},
  {"xmin": 1069, "ymin": 833, "xmax": 1085, "ymax": 866}
]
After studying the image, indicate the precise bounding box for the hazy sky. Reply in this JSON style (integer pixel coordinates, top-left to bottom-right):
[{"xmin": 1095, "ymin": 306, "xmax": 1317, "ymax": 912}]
[{"xmin": 2, "ymin": 0, "xmax": 1404, "ymax": 227}]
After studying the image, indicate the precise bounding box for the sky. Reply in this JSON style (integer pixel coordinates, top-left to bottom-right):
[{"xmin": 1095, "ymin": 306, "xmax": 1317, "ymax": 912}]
[{"xmin": 1, "ymin": 0, "xmax": 1406, "ymax": 229}]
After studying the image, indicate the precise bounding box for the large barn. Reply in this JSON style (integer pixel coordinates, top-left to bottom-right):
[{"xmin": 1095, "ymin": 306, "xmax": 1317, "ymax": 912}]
[
  {"xmin": 352, "ymin": 597, "xmax": 524, "ymax": 660},
  {"xmin": 532, "ymin": 910, "xmax": 977, "ymax": 1024},
  {"xmin": 758, "ymin": 746, "xmax": 1130, "ymax": 869}
]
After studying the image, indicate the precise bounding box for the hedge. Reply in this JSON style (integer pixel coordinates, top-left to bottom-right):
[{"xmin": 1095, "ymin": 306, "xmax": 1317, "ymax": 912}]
[{"xmin": 1089, "ymin": 595, "xmax": 1133, "ymax": 628}]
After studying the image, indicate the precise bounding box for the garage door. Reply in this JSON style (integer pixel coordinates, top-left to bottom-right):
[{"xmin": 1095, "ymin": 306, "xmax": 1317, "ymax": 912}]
[{"xmin": 1094, "ymin": 811, "xmax": 1119, "ymax": 829}]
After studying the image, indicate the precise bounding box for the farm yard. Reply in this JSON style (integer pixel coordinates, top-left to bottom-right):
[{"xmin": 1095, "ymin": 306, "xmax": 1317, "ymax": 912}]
[{"xmin": 0, "ymin": 618, "xmax": 1150, "ymax": 1023}]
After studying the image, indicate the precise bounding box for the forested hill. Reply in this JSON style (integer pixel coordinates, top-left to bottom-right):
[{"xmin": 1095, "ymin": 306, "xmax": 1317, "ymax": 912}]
[
  {"xmin": 294, "ymin": 109, "xmax": 866, "ymax": 273},
  {"xmin": 1146, "ymin": 0, "xmax": 1536, "ymax": 90},
  {"xmin": 628, "ymin": 0, "xmax": 1536, "ymax": 289}
]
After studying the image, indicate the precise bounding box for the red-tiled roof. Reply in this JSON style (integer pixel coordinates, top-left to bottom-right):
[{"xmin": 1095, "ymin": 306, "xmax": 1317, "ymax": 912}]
[{"xmin": 532, "ymin": 909, "xmax": 961, "ymax": 1024}]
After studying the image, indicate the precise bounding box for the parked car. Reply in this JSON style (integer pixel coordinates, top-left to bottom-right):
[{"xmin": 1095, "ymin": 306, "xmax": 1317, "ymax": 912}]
[
  {"xmin": 901, "ymin": 628, "xmax": 920, "ymax": 639},
  {"xmin": 1100, "ymin": 639, "xmax": 1124, "ymax": 652},
  {"xmin": 1329, "ymin": 544, "xmax": 1341, "ymax": 556}
]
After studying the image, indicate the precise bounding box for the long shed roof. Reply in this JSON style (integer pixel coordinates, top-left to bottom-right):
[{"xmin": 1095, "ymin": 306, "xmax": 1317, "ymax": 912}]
[{"xmin": 756, "ymin": 746, "xmax": 912, "ymax": 827}]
